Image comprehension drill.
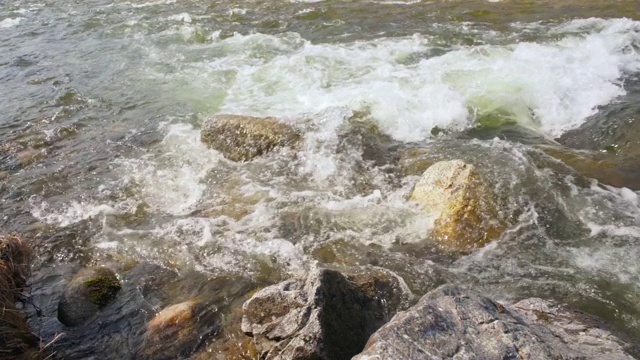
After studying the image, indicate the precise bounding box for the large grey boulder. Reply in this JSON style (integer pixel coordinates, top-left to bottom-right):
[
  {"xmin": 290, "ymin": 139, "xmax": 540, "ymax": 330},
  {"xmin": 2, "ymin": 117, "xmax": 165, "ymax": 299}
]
[
  {"xmin": 201, "ymin": 114, "xmax": 301, "ymax": 162},
  {"xmin": 241, "ymin": 268, "xmax": 411, "ymax": 360},
  {"xmin": 354, "ymin": 285, "xmax": 638, "ymax": 360}
]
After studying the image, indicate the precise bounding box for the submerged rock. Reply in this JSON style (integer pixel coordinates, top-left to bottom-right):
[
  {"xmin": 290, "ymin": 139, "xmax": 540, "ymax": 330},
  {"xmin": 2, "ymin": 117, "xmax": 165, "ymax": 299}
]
[
  {"xmin": 354, "ymin": 285, "xmax": 638, "ymax": 360},
  {"xmin": 57, "ymin": 267, "xmax": 121, "ymax": 326},
  {"xmin": 147, "ymin": 300, "xmax": 198, "ymax": 336},
  {"xmin": 201, "ymin": 114, "xmax": 301, "ymax": 162},
  {"xmin": 398, "ymin": 147, "xmax": 436, "ymax": 177},
  {"xmin": 142, "ymin": 299, "xmax": 211, "ymax": 358},
  {"xmin": 0, "ymin": 234, "xmax": 42, "ymax": 360},
  {"xmin": 241, "ymin": 268, "xmax": 410, "ymax": 360},
  {"xmin": 540, "ymin": 146, "xmax": 640, "ymax": 190},
  {"xmin": 410, "ymin": 159, "xmax": 505, "ymax": 252}
]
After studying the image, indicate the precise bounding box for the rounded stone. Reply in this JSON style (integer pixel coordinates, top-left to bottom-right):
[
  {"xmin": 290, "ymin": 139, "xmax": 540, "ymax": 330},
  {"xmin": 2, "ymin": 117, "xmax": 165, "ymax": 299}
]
[
  {"xmin": 57, "ymin": 267, "xmax": 121, "ymax": 326},
  {"xmin": 147, "ymin": 300, "xmax": 198, "ymax": 337},
  {"xmin": 411, "ymin": 159, "xmax": 505, "ymax": 252}
]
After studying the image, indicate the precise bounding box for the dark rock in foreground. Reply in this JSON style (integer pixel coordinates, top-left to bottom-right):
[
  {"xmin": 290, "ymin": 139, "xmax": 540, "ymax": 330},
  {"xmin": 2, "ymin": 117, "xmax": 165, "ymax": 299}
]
[
  {"xmin": 241, "ymin": 268, "xmax": 411, "ymax": 360},
  {"xmin": 201, "ymin": 114, "xmax": 301, "ymax": 162},
  {"xmin": 354, "ymin": 285, "xmax": 637, "ymax": 360}
]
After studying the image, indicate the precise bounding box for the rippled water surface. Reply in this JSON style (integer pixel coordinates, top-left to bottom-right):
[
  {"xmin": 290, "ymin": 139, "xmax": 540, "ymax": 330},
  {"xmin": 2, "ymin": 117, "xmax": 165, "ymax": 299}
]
[{"xmin": 2, "ymin": 0, "xmax": 640, "ymax": 358}]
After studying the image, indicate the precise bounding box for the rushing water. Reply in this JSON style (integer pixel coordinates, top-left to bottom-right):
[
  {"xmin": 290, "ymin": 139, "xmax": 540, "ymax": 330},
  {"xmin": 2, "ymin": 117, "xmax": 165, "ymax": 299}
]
[{"xmin": 2, "ymin": 0, "xmax": 640, "ymax": 358}]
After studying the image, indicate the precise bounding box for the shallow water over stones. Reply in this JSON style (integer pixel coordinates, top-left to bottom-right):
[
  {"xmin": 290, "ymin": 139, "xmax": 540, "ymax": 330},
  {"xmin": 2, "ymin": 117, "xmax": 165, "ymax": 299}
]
[{"xmin": 2, "ymin": 0, "xmax": 640, "ymax": 358}]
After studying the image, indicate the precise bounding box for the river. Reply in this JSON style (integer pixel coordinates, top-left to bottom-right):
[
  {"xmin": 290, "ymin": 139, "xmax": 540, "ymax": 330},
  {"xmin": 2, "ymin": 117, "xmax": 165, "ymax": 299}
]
[{"xmin": 1, "ymin": 0, "xmax": 640, "ymax": 358}]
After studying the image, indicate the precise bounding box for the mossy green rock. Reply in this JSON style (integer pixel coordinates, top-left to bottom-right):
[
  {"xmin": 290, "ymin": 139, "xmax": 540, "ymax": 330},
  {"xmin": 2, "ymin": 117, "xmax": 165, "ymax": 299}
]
[
  {"xmin": 83, "ymin": 273, "xmax": 121, "ymax": 307},
  {"xmin": 201, "ymin": 114, "xmax": 301, "ymax": 162},
  {"xmin": 58, "ymin": 267, "xmax": 121, "ymax": 326}
]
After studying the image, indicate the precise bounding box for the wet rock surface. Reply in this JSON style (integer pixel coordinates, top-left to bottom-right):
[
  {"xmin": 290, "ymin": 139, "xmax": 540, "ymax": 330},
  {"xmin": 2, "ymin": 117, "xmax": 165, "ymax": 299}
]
[
  {"xmin": 410, "ymin": 160, "xmax": 505, "ymax": 252},
  {"xmin": 354, "ymin": 285, "xmax": 639, "ymax": 360},
  {"xmin": 241, "ymin": 268, "xmax": 411, "ymax": 360},
  {"xmin": 552, "ymin": 94, "xmax": 640, "ymax": 189},
  {"xmin": 147, "ymin": 300, "xmax": 199, "ymax": 336},
  {"xmin": 27, "ymin": 262, "xmax": 257, "ymax": 360},
  {"xmin": 142, "ymin": 299, "xmax": 220, "ymax": 359},
  {"xmin": 201, "ymin": 114, "xmax": 301, "ymax": 162},
  {"xmin": 57, "ymin": 267, "xmax": 122, "ymax": 326},
  {"xmin": 540, "ymin": 145, "xmax": 640, "ymax": 190}
]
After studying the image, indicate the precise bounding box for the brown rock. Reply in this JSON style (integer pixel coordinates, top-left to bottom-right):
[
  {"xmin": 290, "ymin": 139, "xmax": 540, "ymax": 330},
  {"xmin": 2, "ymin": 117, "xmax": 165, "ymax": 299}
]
[
  {"xmin": 148, "ymin": 300, "xmax": 197, "ymax": 332},
  {"xmin": 201, "ymin": 114, "xmax": 301, "ymax": 162},
  {"xmin": 142, "ymin": 299, "xmax": 221, "ymax": 359},
  {"xmin": 410, "ymin": 160, "xmax": 505, "ymax": 252}
]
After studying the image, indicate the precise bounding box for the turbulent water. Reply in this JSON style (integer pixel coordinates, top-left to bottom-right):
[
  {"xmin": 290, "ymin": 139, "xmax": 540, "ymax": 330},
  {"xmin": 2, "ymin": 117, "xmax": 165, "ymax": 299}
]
[{"xmin": 2, "ymin": 0, "xmax": 640, "ymax": 358}]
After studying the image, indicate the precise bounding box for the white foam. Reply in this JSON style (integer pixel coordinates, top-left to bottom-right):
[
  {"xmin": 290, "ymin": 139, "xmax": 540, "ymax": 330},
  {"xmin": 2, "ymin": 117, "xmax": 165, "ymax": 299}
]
[
  {"xmin": 298, "ymin": 108, "xmax": 348, "ymax": 182},
  {"xmin": 131, "ymin": 0, "xmax": 176, "ymax": 8},
  {"xmin": 228, "ymin": 8, "xmax": 248, "ymax": 16},
  {"xmin": 116, "ymin": 123, "xmax": 221, "ymax": 216},
  {"xmin": 586, "ymin": 223, "xmax": 640, "ymax": 238},
  {"xmin": 571, "ymin": 247, "xmax": 640, "ymax": 284},
  {"xmin": 323, "ymin": 190, "xmax": 383, "ymax": 210},
  {"xmin": 96, "ymin": 241, "xmax": 120, "ymax": 249},
  {"xmin": 36, "ymin": 17, "xmax": 640, "ymax": 281},
  {"xmin": 289, "ymin": 0, "xmax": 325, "ymax": 3},
  {"xmin": 0, "ymin": 18, "xmax": 23, "ymax": 28},
  {"xmin": 30, "ymin": 199, "xmax": 119, "ymax": 227},
  {"xmin": 165, "ymin": 18, "xmax": 640, "ymax": 142},
  {"xmin": 167, "ymin": 13, "xmax": 192, "ymax": 24},
  {"xmin": 371, "ymin": 0, "xmax": 422, "ymax": 5},
  {"xmin": 619, "ymin": 187, "xmax": 639, "ymax": 207}
]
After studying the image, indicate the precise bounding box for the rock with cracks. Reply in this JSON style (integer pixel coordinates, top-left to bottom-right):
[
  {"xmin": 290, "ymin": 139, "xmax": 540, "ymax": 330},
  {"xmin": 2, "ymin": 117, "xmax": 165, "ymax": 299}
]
[
  {"xmin": 241, "ymin": 268, "xmax": 410, "ymax": 360},
  {"xmin": 410, "ymin": 159, "xmax": 505, "ymax": 252},
  {"xmin": 353, "ymin": 285, "xmax": 638, "ymax": 360},
  {"xmin": 201, "ymin": 114, "xmax": 301, "ymax": 162}
]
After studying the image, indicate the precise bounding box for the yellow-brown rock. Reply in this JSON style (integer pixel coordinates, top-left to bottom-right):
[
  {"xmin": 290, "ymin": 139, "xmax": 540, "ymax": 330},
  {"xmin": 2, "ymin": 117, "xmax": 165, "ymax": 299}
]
[
  {"xmin": 147, "ymin": 300, "xmax": 198, "ymax": 339},
  {"xmin": 143, "ymin": 299, "xmax": 203, "ymax": 357},
  {"xmin": 410, "ymin": 160, "xmax": 505, "ymax": 252},
  {"xmin": 201, "ymin": 114, "xmax": 301, "ymax": 162}
]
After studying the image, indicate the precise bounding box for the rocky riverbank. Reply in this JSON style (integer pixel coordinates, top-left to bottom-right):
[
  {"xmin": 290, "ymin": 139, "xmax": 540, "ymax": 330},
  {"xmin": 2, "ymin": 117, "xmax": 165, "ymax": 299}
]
[
  {"xmin": 11, "ymin": 112, "xmax": 640, "ymax": 359},
  {"xmin": 13, "ymin": 249, "xmax": 640, "ymax": 359},
  {"xmin": 242, "ymin": 271, "xmax": 640, "ymax": 360}
]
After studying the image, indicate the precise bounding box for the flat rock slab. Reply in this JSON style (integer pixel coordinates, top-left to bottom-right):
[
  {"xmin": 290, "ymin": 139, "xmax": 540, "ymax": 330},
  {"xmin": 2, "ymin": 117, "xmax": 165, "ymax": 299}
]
[{"xmin": 354, "ymin": 285, "xmax": 637, "ymax": 360}]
